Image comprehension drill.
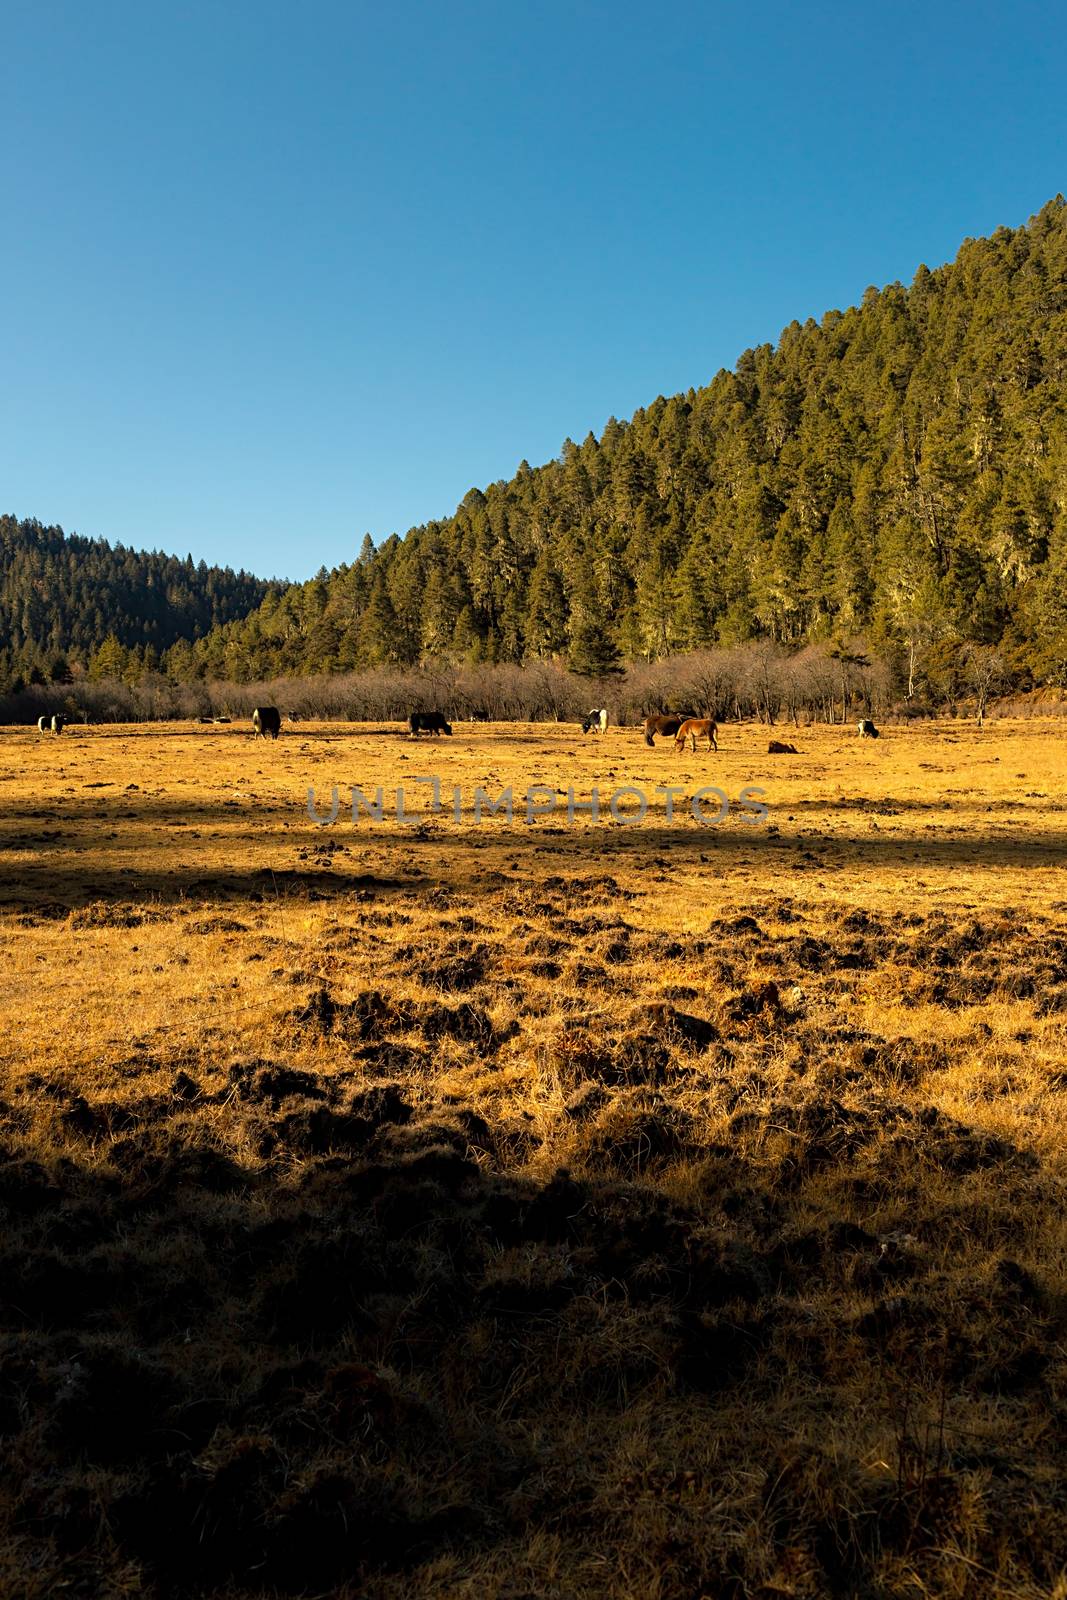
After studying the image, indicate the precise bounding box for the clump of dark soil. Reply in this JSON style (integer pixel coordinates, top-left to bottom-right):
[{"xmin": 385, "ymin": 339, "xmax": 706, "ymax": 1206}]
[
  {"xmin": 721, "ymin": 979, "xmax": 787, "ymax": 1026},
  {"xmin": 67, "ymin": 902, "xmax": 168, "ymax": 929},
  {"xmin": 413, "ymin": 940, "xmax": 491, "ymax": 992},
  {"xmin": 289, "ymin": 985, "xmax": 509, "ymax": 1052}
]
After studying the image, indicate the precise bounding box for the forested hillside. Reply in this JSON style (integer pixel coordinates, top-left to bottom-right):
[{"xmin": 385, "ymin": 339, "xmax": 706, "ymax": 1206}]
[
  {"xmin": 0, "ymin": 518, "xmax": 282, "ymax": 687},
  {"xmin": 173, "ymin": 197, "xmax": 1067, "ymax": 688},
  {"xmin": 6, "ymin": 199, "xmax": 1066, "ymax": 703}
]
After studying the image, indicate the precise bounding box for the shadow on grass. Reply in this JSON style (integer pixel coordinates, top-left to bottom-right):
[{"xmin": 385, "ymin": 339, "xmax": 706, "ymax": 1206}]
[
  {"xmin": 2, "ymin": 809, "xmax": 1066, "ymax": 914},
  {"xmin": 0, "ymin": 1044, "xmax": 1060, "ymax": 1598}
]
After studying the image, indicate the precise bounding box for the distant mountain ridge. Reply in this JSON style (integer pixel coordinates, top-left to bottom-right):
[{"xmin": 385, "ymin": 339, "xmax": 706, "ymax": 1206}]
[{"xmin": 0, "ymin": 516, "xmax": 283, "ymax": 685}]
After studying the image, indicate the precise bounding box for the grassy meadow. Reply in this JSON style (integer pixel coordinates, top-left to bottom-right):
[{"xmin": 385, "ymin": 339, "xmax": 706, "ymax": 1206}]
[{"xmin": 1, "ymin": 716, "xmax": 1066, "ymax": 1598}]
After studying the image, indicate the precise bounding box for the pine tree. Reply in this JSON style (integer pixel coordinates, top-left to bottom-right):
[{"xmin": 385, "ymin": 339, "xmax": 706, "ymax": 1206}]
[
  {"xmin": 524, "ymin": 549, "xmax": 568, "ymax": 658},
  {"xmin": 567, "ymin": 615, "xmax": 624, "ymax": 678},
  {"xmin": 88, "ymin": 633, "xmax": 129, "ymax": 681},
  {"xmin": 358, "ymin": 578, "xmax": 399, "ymax": 665}
]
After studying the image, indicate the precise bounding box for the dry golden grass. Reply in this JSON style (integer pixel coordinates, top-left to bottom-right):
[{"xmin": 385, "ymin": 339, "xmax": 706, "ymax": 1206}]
[{"xmin": 1, "ymin": 716, "xmax": 1065, "ymax": 1598}]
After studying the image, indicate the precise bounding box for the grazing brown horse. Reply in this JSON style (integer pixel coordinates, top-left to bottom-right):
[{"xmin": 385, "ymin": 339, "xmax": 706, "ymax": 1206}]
[
  {"xmin": 674, "ymin": 717, "xmax": 718, "ymax": 753},
  {"xmin": 643, "ymin": 713, "xmax": 694, "ymax": 747}
]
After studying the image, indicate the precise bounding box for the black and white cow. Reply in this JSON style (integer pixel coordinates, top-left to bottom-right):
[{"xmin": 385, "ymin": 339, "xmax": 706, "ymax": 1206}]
[
  {"xmin": 252, "ymin": 706, "xmax": 282, "ymax": 739},
  {"xmin": 858, "ymin": 719, "xmax": 880, "ymax": 739}
]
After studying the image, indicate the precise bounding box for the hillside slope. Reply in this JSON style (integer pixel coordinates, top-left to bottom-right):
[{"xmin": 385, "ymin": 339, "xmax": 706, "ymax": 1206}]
[
  {"xmin": 178, "ymin": 197, "xmax": 1067, "ymax": 685},
  {"xmin": 0, "ymin": 517, "xmax": 282, "ymax": 685}
]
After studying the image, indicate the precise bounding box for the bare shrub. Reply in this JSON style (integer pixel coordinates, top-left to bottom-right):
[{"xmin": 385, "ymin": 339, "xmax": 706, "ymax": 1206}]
[{"xmin": 0, "ymin": 639, "xmax": 1001, "ymax": 727}]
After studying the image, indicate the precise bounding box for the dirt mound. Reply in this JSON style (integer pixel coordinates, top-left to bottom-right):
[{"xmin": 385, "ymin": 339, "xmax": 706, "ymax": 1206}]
[
  {"xmin": 67, "ymin": 901, "xmax": 168, "ymax": 929},
  {"xmin": 289, "ymin": 986, "xmax": 507, "ymax": 1052},
  {"xmin": 413, "ymin": 941, "xmax": 491, "ymax": 991}
]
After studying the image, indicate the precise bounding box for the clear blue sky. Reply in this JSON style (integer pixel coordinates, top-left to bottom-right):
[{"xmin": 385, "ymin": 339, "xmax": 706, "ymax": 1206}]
[{"xmin": 2, "ymin": 0, "xmax": 1063, "ymax": 581}]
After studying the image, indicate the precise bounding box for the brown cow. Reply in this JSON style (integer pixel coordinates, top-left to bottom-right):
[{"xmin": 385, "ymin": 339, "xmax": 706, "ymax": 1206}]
[
  {"xmin": 767, "ymin": 740, "xmax": 798, "ymax": 754},
  {"xmin": 674, "ymin": 718, "xmax": 718, "ymax": 753}
]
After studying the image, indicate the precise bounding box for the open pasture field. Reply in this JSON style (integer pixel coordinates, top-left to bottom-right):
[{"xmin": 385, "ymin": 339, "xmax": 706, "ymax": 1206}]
[{"xmin": 1, "ymin": 718, "xmax": 1066, "ymax": 1599}]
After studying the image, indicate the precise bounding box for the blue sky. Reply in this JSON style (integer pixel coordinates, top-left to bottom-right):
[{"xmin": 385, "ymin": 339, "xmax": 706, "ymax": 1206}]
[{"xmin": 1, "ymin": 0, "xmax": 1063, "ymax": 581}]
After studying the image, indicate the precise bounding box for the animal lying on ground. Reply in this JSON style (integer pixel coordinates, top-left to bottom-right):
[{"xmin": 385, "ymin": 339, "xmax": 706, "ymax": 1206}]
[
  {"xmin": 252, "ymin": 707, "xmax": 281, "ymax": 739},
  {"xmin": 643, "ymin": 714, "xmax": 694, "ymax": 747},
  {"xmin": 409, "ymin": 711, "xmax": 453, "ymax": 737},
  {"xmin": 674, "ymin": 717, "xmax": 718, "ymax": 753},
  {"xmin": 767, "ymin": 740, "xmax": 798, "ymax": 754},
  {"xmin": 858, "ymin": 719, "xmax": 880, "ymax": 739}
]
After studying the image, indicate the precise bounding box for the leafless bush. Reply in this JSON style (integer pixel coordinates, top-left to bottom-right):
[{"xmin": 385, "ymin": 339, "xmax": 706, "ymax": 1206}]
[
  {"xmin": 0, "ymin": 640, "xmax": 987, "ymax": 728},
  {"xmin": 0, "ymin": 676, "xmax": 213, "ymax": 725},
  {"xmin": 786, "ymin": 642, "xmax": 897, "ymax": 724}
]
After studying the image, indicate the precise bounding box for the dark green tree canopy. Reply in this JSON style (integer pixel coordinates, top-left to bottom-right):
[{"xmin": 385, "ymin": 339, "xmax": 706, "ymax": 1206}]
[{"xmin": 0, "ymin": 516, "xmax": 284, "ymax": 686}]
